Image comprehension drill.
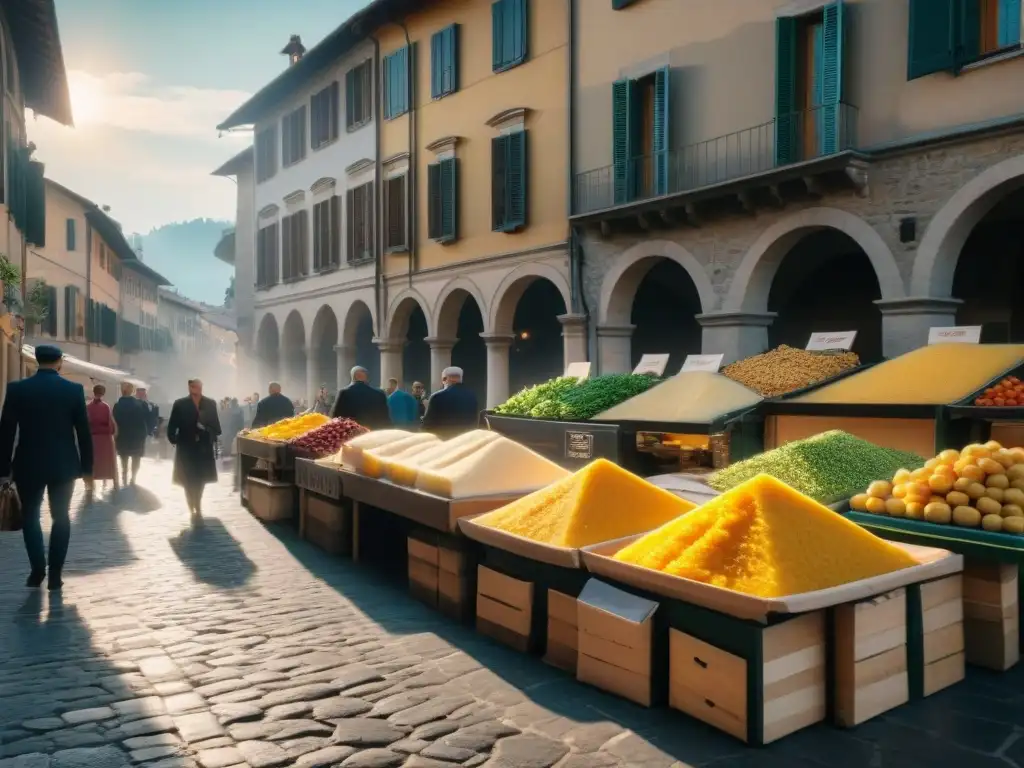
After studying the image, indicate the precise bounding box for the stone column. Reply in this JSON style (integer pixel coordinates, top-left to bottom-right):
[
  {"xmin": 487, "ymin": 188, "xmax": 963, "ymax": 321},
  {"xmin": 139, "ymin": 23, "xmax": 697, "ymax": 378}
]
[
  {"xmin": 334, "ymin": 343, "xmax": 355, "ymax": 389},
  {"xmin": 695, "ymin": 311, "xmax": 777, "ymax": 365},
  {"xmin": 558, "ymin": 313, "xmax": 588, "ymax": 372},
  {"xmin": 875, "ymin": 297, "xmax": 962, "ymax": 358},
  {"xmin": 596, "ymin": 325, "xmax": 635, "ymax": 374},
  {"xmin": 425, "ymin": 337, "xmax": 457, "ymax": 391},
  {"xmin": 374, "ymin": 337, "xmax": 404, "ymax": 389},
  {"xmin": 481, "ymin": 333, "xmax": 514, "ymax": 409}
]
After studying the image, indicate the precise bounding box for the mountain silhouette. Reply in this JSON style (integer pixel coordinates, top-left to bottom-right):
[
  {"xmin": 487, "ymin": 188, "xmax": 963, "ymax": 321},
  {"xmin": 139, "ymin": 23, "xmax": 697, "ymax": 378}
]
[{"xmin": 132, "ymin": 218, "xmax": 233, "ymax": 305}]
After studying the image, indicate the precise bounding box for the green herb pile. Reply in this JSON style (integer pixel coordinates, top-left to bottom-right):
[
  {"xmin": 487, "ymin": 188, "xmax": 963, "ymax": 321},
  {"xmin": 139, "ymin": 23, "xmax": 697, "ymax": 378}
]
[
  {"xmin": 708, "ymin": 430, "xmax": 926, "ymax": 504},
  {"xmin": 493, "ymin": 373, "xmax": 661, "ymax": 420}
]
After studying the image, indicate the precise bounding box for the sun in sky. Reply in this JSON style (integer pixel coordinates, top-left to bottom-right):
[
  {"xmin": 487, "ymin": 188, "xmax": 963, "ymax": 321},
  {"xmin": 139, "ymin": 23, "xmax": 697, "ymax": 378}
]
[{"xmin": 68, "ymin": 73, "xmax": 104, "ymax": 125}]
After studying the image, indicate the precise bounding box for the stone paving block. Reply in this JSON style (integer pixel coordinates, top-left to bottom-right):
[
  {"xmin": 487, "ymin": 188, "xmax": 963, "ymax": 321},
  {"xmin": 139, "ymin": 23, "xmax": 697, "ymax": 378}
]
[
  {"xmin": 163, "ymin": 693, "xmax": 206, "ymax": 716},
  {"xmin": 131, "ymin": 745, "xmax": 183, "ymax": 762},
  {"xmin": 111, "ymin": 697, "xmax": 166, "ymax": 718},
  {"xmin": 173, "ymin": 712, "xmax": 224, "ymax": 744},
  {"xmin": 115, "ymin": 715, "xmax": 177, "ymax": 739},
  {"xmin": 331, "ymin": 720, "xmax": 408, "ymax": 748},
  {"xmin": 294, "ymin": 745, "xmax": 357, "ymax": 767},
  {"xmin": 195, "ymin": 746, "xmax": 242, "ymax": 768},
  {"xmin": 59, "ymin": 710, "xmax": 114, "ymax": 727},
  {"xmin": 123, "ymin": 733, "xmax": 181, "ymax": 751},
  {"xmin": 235, "ymin": 740, "xmax": 290, "ymax": 768},
  {"xmin": 0, "ymin": 755, "xmax": 52, "ymax": 768},
  {"xmin": 50, "ymin": 746, "xmax": 129, "ymax": 768},
  {"xmin": 339, "ymin": 749, "xmax": 403, "ymax": 768}
]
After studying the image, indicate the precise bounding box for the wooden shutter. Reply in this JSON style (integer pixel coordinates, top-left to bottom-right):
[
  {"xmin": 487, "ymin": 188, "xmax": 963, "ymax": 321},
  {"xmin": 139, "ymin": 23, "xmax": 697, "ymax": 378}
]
[
  {"xmin": 652, "ymin": 67, "xmax": 670, "ymax": 196},
  {"xmin": 66, "ymin": 218, "xmax": 76, "ymax": 250},
  {"xmin": 64, "ymin": 285, "xmax": 75, "ymax": 338},
  {"xmin": 493, "ymin": 0, "xmax": 527, "ymax": 71},
  {"xmin": 491, "ymin": 135, "xmax": 508, "ymax": 230},
  {"xmin": 440, "ymin": 157, "xmax": 458, "ymax": 241},
  {"xmin": 907, "ymin": 0, "xmax": 958, "ymax": 80},
  {"xmin": 385, "ymin": 176, "xmax": 407, "ymax": 250},
  {"xmin": 505, "ymin": 131, "xmax": 526, "ymax": 230},
  {"xmin": 345, "ymin": 67, "xmax": 356, "ymax": 128},
  {"xmin": 330, "ymin": 81, "xmax": 340, "ymax": 140},
  {"xmin": 612, "ymin": 78, "xmax": 635, "ymax": 204},
  {"xmin": 312, "ymin": 202, "xmax": 323, "ymax": 270},
  {"xmin": 492, "ymin": 0, "xmax": 504, "ymax": 71},
  {"xmin": 427, "ymin": 162, "xmax": 442, "ymax": 239},
  {"xmin": 282, "ymin": 215, "xmax": 293, "ymax": 279},
  {"xmin": 999, "ymin": 0, "xmax": 1022, "ymax": 47},
  {"xmin": 364, "ymin": 181, "xmax": 374, "ymax": 259},
  {"xmin": 296, "ymin": 107, "xmax": 307, "ymax": 162},
  {"xmin": 297, "ymin": 210, "xmax": 308, "ymax": 275},
  {"xmin": 346, "ymin": 188, "xmax": 355, "ymax": 261},
  {"xmin": 330, "ymin": 194, "xmax": 341, "ymax": 266},
  {"xmin": 431, "ymin": 30, "xmax": 444, "ymax": 99},
  {"xmin": 281, "ymin": 115, "xmax": 291, "ymax": 165},
  {"xmin": 25, "ymin": 160, "xmax": 45, "ymax": 247},
  {"xmin": 46, "ymin": 285, "xmax": 58, "ymax": 336},
  {"xmin": 820, "ymin": 2, "xmax": 845, "ymax": 155},
  {"xmin": 445, "ymin": 25, "xmax": 459, "ymax": 95},
  {"xmin": 774, "ymin": 16, "xmax": 798, "ymax": 166}
]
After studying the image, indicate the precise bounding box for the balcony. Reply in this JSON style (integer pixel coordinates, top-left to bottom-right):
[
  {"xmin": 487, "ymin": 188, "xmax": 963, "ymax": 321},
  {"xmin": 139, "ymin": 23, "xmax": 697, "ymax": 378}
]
[
  {"xmin": 214, "ymin": 227, "xmax": 236, "ymax": 265},
  {"xmin": 572, "ymin": 103, "xmax": 866, "ymax": 226}
]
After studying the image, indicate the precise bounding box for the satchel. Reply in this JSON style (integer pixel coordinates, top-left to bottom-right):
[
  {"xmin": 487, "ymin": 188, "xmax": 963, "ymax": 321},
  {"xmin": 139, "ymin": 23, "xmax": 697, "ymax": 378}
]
[{"xmin": 0, "ymin": 483, "xmax": 23, "ymax": 532}]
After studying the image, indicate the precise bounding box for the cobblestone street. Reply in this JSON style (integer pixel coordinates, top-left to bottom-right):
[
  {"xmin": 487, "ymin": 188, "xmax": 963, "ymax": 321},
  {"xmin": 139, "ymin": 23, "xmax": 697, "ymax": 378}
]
[{"xmin": 1, "ymin": 459, "xmax": 1023, "ymax": 768}]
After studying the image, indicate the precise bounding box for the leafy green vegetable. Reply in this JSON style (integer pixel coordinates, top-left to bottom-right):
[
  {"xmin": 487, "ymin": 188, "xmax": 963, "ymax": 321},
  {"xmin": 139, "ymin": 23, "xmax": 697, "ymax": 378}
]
[
  {"xmin": 492, "ymin": 373, "xmax": 661, "ymax": 421},
  {"xmin": 492, "ymin": 376, "xmax": 579, "ymax": 417}
]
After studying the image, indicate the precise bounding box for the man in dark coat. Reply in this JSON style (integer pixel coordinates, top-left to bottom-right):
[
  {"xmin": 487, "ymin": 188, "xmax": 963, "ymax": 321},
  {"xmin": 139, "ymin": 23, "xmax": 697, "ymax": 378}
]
[
  {"xmin": 251, "ymin": 382, "xmax": 295, "ymax": 429},
  {"xmin": 0, "ymin": 345, "xmax": 93, "ymax": 590},
  {"xmin": 331, "ymin": 366, "xmax": 391, "ymax": 429},
  {"xmin": 113, "ymin": 381, "xmax": 149, "ymax": 486},
  {"xmin": 422, "ymin": 366, "xmax": 479, "ymax": 439},
  {"xmin": 135, "ymin": 387, "xmax": 159, "ymax": 438},
  {"xmin": 167, "ymin": 378, "xmax": 221, "ymax": 515}
]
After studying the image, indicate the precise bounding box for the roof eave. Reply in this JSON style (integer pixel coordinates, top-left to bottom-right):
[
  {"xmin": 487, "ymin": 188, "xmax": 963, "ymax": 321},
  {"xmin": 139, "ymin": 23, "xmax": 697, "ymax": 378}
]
[
  {"xmin": 12, "ymin": 0, "xmax": 73, "ymax": 126},
  {"xmin": 211, "ymin": 146, "xmax": 254, "ymax": 177}
]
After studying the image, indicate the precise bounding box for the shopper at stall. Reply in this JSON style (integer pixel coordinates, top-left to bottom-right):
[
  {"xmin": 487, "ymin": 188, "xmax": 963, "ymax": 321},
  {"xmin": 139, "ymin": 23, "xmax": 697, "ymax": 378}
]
[
  {"xmin": 412, "ymin": 381, "xmax": 428, "ymax": 418},
  {"xmin": 113, "ymin": 381, "xmax": 149, "ymax": 487},
  {"xmin": 0, "ymin": 345, "xmax": 93, "ymax": 590},
  {"xmin": 251, "ymin": 382, "xmax": 295, "ymax": 429},
  {"xmin": 385, "ymin": 378, "xmax": 420, "ymax": 428},
  {"xmin": 332, "ymin": 366, "xmax": 391, "ymax": 429},
  {"xmin": 88, "ymin": 384, "xmax": 119, "ymax": 492},
  {"xmin": 422, "ymin": 366, "xmax": 479, "ymax": 438},
  {"xmin": 167, "ymin": 378, "xmax": 221, "ymax": 516}
]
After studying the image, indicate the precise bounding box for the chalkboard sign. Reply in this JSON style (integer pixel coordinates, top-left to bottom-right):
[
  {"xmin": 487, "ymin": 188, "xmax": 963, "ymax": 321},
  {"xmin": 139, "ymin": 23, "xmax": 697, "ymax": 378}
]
[{"xmin": 565, "ymin": 431, "xmax": 595, "ymax": 460}]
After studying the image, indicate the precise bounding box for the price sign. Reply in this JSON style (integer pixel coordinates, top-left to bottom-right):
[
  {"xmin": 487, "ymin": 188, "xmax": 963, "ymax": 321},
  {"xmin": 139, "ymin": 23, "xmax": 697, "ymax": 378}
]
[
  {"xmin": 564, "ymin": 361, "xmax": 591, "ymax": 380},
  {"xmin": 632, "ymin": 353, "xmax": 670, "ymax": 377},
  {"xmin": 928, "ymin": 325, "xmax": 982, "ymax": 345},
  {"xmin": 680, "ymin": 353, "xmax": 724, "ymax": 373},
  {"xmin": 806, "ymin": 331, "xmax": 857, "ymax": 351}
]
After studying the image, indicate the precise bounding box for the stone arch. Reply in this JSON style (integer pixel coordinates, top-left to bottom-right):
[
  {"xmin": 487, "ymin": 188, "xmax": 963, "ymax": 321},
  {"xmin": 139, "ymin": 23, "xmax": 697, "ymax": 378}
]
[
  {"xmin": 255, "ymin": 312, "xmax": 281, "ymax": 383},
  {"xmin": 341, "ymin": 299, "xmax": 376, "ymax": 347},
  {"xmin": 310, "ymin": 304, "xmax": 339, "ymax": 349},
  {"xmin": 282, "ymin": 310, "xmax": 305, "ymax": 347},
  {"xmin": 598, "ymin": 239, "xmax": 717, "ymax": 325},
  {"xmin": 911, "ymin": 154, "xmax": 1024, "ymax": 297},
  {"xmin": 723, "ymin": 207, "xmax": 906, "ymax": 312},
  {"xmin": 385, "ymin": 289, "xmax": 432, "ymax": 339},
  {"xmin": 489, "ymin": 263, "xmax": 572, "ymax": 334},
  {"xmin": 433, "ymin": 276, "xmax": 489, "ymax": 340}
]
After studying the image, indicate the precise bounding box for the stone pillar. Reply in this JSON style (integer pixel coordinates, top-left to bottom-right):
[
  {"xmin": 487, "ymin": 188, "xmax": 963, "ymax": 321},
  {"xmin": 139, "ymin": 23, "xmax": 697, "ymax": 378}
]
[
  {"xmin": 334, "ymin": 343, "xmax": 355, "ymax": 389},
  {"xmin": 558, "ymin": 313, "xmax": 588, "ymax": 372},
  {"xmin": 425, "ymin": 337, "xmax": 457, "ymax": 392},
  {"xmin": 481, "ymin": 333, "xmax": 514, "ymax": 409},
  {"xmin": 875, "ymin": 297, "xmax": 962, "ymax": 358},
  {"xmin": 374, "ymin": 337, "xmax": 404, "ymax": 389},
  {"xmin": 596, "ymin": 325, "xmax": 634, "ymax": 374},
  {"xmin": 695, "ymin": 311, "xmax": 777, "ymax": 365}
]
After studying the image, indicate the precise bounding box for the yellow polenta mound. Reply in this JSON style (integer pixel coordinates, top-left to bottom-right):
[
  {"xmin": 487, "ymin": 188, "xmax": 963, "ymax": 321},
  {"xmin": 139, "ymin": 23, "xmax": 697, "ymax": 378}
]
[
  {"xmin": 613, "ymin": 473, "xmax": 918, "ymax": 597},
  {"xmin": 475, "ymin": 458, "xmax": 695, "ymax": 548}
]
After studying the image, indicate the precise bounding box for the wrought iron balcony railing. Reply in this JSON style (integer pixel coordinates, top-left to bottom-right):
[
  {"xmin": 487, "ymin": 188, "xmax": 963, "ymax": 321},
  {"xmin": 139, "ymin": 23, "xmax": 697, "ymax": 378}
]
[{"xmin": 573, "ymin": 102, "xmax": 859, "ymax": 216}]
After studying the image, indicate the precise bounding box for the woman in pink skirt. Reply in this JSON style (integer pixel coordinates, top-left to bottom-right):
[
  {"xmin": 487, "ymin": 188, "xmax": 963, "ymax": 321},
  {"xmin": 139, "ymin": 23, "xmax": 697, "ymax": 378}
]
[{"xmin": 87, "ymin": 384, "xmax": 118, "ymax": 491}]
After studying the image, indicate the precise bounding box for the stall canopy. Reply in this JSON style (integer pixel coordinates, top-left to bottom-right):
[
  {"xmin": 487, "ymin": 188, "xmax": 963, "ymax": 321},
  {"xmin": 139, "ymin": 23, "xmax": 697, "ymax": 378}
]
[{"xmin": 22, "ymin": 344, "xmax": 148, "ymax": 389}]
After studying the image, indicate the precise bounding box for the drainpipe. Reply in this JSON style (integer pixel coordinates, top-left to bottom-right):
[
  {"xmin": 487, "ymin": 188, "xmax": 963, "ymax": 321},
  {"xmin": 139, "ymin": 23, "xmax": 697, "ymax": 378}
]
[
  {"xmin": 566, "ymin": 0, "xmax": 580, "ymax": 313},
  {"xmin": 372, "ymin": 34, "xmax": 384, "ymax": 337},
  {"xmin": 399, "ymin": 21, "xmax": 417, "ymax": 286}
]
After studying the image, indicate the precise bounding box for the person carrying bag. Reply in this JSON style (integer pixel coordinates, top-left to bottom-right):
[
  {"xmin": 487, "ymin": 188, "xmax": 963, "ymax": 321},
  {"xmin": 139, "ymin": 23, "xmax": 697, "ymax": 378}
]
[{"xmin": 0, "ymin": 482, "xmax": 22, "ymax": 532}]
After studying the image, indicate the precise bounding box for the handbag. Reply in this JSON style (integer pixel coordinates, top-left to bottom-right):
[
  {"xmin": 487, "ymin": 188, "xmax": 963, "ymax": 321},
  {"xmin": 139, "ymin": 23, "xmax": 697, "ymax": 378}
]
[{"xmin": 0, "ymin": 483, "xmax": 23, "ymax": 532}]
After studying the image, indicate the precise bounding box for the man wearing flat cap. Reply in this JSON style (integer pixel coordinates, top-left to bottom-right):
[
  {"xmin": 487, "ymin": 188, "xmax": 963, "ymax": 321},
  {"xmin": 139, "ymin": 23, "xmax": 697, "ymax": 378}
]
[
  {"xmin": 421, "ymin": 366, "xmax": 479, "ymax": 439},
  {"xmin": 0, "ymin": 345, "xmax": 93, "ymax": 590}
]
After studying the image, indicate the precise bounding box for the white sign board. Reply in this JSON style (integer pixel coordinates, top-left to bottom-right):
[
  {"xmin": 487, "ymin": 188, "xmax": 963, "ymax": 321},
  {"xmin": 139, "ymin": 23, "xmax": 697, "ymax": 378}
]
[
  {"xmin": 806, "ymin": 331, "xmax": 857, "ymax": 351},
  {"xmin": 633, "ymin": 353, "xmax": 670, "ymax": 377},
  {"xmin": 928, "ymin": 325, "xmax": 982, "ymax": 345},
  {"xmin": 564, "ymin": 361, "xmax": 591, "ymax": 380},
  {"xmin": 680, "ymin": 353, "xmax": 724, "ymax": 373}
]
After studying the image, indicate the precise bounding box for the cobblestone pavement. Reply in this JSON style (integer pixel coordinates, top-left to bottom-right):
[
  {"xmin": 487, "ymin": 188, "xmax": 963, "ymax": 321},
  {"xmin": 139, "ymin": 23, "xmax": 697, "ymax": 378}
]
[{"xmin": 2, "ymin": 460, "xmax": 1024, "ymax": 768}]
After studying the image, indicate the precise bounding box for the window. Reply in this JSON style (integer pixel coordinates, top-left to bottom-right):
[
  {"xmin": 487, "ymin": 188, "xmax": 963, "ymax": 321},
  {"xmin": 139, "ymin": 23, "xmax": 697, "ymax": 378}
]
[
  {"xmin": 282, "ymin": 106, "xmax": 307, "ymax": 166},
  {"xmin": 346, "ymin": 181, "xmax": 374, "ymax": 263},
  {"xmin": 383, "ymin": 47, "xmax": 411, "ymax": 120},
  {"xmin": 281, "ymin": 210, "xmax": 309, "ymax": 280},
  {"xmin": 313, "ymin": 196, "xmax": 341, "ymax": 271},
  {"xmin": 98, "ymin": 243, "xmax": 106, "ymax": 270},
  {"xmin": 256, "ymin": 224, "xmax": 279, "ymax": 289},
  {"xmin": 346, "ymin": 60, "xmax": 373, "ymax": 130},
  {"xmin": 775, "ymin": 3, "xmax": 845, "ymax": 166},
  {"xmin": 611, "ymin": 67, "xmax": 670, "ymax": 204},
  {"xmin": 431, "ymin": 25, "xmax": 459, "ymax": 99},
  {"xmin": 384, "ymin": 175, "xmax": 408, "ymax": 251},
  {"xmin": 66, "ymin": 218, "xmax": 76, "ymax": 250},
  {"xmin": 255, "ymin": 127, "xmax": 277, "ymax": 183},
  {"xmin": 427, "ymin": 158, "xmax": 458, "ymax": 242},
  {"xmin": 491, "ymin": 130, "xmax": 527, "ymax": 232},
  {"xmin": 492, "ymin": 0, "xmax": 528, "ymax": 73},
  {"xmin": 908, "ymin": 0, "xmax": 1021, "ymax": 80},
  {"xmin": 310, "ymin": 82, "xmax": 339, "ymax": 149}
]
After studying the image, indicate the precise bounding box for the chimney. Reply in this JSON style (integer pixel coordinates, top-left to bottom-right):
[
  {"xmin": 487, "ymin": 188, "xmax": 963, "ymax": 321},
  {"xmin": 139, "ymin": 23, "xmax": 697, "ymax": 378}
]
[{"xmin": 281, "ymin": 35, "xmax": 306, "ymax": 66}]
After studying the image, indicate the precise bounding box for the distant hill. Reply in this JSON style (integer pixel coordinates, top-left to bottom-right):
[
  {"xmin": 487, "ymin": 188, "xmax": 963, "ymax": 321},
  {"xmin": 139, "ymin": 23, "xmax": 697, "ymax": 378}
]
[{"xmin": 133, "ymin": 219, "xmax": 233, "ymax": 305}]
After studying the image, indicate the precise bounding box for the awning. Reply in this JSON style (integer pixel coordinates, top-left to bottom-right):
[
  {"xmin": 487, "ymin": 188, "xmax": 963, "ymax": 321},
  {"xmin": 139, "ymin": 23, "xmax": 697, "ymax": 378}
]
[{"xmin": 22, "ymin": 344, "xmax": 148, "ymax": 389}]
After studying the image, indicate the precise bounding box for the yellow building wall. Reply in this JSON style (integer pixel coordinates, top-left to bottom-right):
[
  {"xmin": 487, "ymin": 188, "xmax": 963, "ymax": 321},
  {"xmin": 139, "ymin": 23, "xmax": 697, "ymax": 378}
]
[
  {"xmin": 377, "ymin": 0, "xmax": 568, "ymax": 275},
  {"xmin": 90, "ymin": 229, "xmax": 121, "ymax": 309}
]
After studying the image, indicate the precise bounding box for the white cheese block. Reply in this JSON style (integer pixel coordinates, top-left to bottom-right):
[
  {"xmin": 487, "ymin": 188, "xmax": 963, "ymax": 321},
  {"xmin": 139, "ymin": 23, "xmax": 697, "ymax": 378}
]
[
  {"xmin": 415, "ymin": 436, "xmax": 570, "ymax": 498},
  {"xmin": 340, "ymin": 430, "xmax": 413, "ymax": 471},
  {"xmin": 377, "ymin": 439, "xmax": 449, "ymax": 481},
  {"xmin": 361, "ymin": 434, "xmax": 440, "ymax": 478},
  {"xmin": 389, "ymin": 430, "xmax": 500, "ymax": 486}
]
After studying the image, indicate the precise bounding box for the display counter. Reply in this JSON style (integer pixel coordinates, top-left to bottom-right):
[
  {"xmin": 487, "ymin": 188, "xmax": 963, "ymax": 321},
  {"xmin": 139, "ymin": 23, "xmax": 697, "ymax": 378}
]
[
  {"xmin": 294, "ymin": 459, "xmax": 349, "ymax": 555},
  {"xmin": 237, "ymin": 435, "xmax": 296, "ymax": 521}
]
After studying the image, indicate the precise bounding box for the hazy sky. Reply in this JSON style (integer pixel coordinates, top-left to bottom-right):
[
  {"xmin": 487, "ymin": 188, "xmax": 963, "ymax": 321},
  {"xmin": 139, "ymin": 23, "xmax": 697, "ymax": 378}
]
[{"xmin": 27, "ymin": 0, "xmax": 372, "ymax": 234}]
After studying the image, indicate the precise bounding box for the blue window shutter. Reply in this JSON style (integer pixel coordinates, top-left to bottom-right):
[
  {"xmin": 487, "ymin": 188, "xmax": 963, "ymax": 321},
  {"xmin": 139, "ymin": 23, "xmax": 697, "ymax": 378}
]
[
  {"xmin": 612, "ymin": 78, "xmax": 634, "ymax": 204},
  {"xmin": 431, "ymin": 31, "xmax": 443, "ymax": 99},
  {"xmin": 446, "ymin": 25, "xmax": 459, "ymax": 94},
  {"xmin": 492, "ymin": 135, "xmax": 508, "ymax": 230},
  {"xmin": 428, "ymin": 162, "xmax": 442, "ymax": 239},
  {"xmin": 492, "ymin": 1, "xmax": 503, "ymax": 71},
  {"xmin": 907, "ymin": 0, "xmax": 957, "ymax": 79},
  {"xmin": 959, "ymin": 0, "xmax": 981, "ymax": 63},
  {"xmin": 512, "ymin": 0, "xmax": 528, "ymax": 67},
  {"xmin": 66, "ymin": 218, "xmax": 76, "ymax": 250},
  {"xmin": 440, "ymin": 157, "xmax": 458, "ymax": 240},
  {"xmin": 652, "ymin": 66, "xmax": 670, "ymax": 196},
  {"xmin": 1000, "ymin": 0, "xmax": 1022, "ymax": 47},
  {"xmin": 820, "ymin": 2, "xmax": 845, "ymax": 155},
  {"xmin": 774, "ymin": 16, "xmax": 798, "ymax": 166},
  {"xmin": 383, "ymin": 54, "xmax": 393, "ymax": 119},
  {"xmin": 505, "ymin": 130, "xmax": 527, "ymax": 230}
]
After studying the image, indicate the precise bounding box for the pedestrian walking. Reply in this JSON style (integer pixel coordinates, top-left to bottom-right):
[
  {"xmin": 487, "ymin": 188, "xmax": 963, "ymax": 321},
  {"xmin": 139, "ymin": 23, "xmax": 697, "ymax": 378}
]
[
  {"xmin": 422, "ymin": 366, "xmax": 480, "ymax": 439},
  {"xmin": 113, "ymin": 381, "xmax": 148, "ymax": 486},
  {"xmin": 251, "ymin": 382, "xmax": 295, "ymax": 429},
  {"xmin": 332, "ymin": 366, "xmax": 391, "ymax": 429},
  {"xmin": 167, "ymin": 378, "xmax": 221, "ymax": 516},
  {"xmin": 135, "ymin": 387, "xmax": 160, "ymax": 453},
  {"xmin": 0, "ymin": 345, "xmax": 93, "ymax": 590},
  {"xmin": 311, "ymin": 386, "xmax": 332, "ymax": 415},
  {"xmin": 87, "ymin": 384, "xmax": 118, "ymax": 492},
  {"xmin": 385, "ymin": 378, "xmax": 420, "ymax": 428}
]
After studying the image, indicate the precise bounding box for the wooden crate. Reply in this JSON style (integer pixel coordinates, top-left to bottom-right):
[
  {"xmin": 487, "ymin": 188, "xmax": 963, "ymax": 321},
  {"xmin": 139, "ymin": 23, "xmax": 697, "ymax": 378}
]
[
  {"xmin": 247, "ymin": 476, "xmax": 294, "ymax": 522},
  {"xmin": 833, "ymin": 589, "xmax": 909, "ymax": 727},
  {"xmin": 963, "ymin": 561, "xmax": 1019, "ymax": 671},
  {"xmin": 476, "ymin": 565, "xmax": 534, "ymax": 653},
  {"xmin": 920, "ymin": 575, "xmax": 965, "ymax": 696},
  {"xmin": 299, "ymin": 491, "xmax": 351, "ymax": 556},
  {"xmin": 407, "ymin": 537, "xmax": 440, "ymax": 609},
  {"xmin": 668, "ymin": 612, "xmax": 826, "ymax": 745},
  {"xmin": 438, "ymin": 546, "xmax": 472, "ymax": 621},
  {"xmin": 544, "ymin": 590, "xmax": 579, "ymax": 673}
]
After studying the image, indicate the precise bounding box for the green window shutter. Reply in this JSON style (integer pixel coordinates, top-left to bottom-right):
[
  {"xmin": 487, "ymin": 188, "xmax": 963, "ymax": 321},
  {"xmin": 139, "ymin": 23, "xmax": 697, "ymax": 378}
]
[
  {"xmin": 46, "ymin": 285, "xmax": 57, "ymax": 336},
  {"xmin": 652, "ymin": 66, "xmax": 670, "ymax": 196},
  {"xmin": 492, "ymin": 1, "xmax": 503, "ymax": 71},
  {"xmin": 431, "ymin": 28, "xmax": 457, "ymax": 99},
  {"xmin": 427, "ymin": 161, "xmax": 442, "ymax": 239},
  {"xmin": 25, "ymin": 160, "xmax": 46, "ymax": 246},
  {"xmin": 959, "ymin": 0, "xmax": 981, "ymax": 63},
  {"xmin": 66, "ymin": 218, "xmax": 76, "ymax": 250},
  {"xmin": 440, "ymin": 157, "xmax": 458, "ymax": 241},
  {"xmin": 431, "ymin": 30, "xmax": 443, "ymax": 99},
  {"xmin": 907, "ymin": 0, "xmax": 957, "ymax": 80},
  {"xmin": 492, "ymin": 0, "xmax": 527, "ymax": 72},
  {"xmin": 64, "ymin": 285, "xmax": 74, "ymax": 338},
  {"xmin": 820, "ymin": 1, "xmax": 845, "ymax": 155},
  {"xmin": 612, "ymin": 78, "xmax": 635, "ymax": 204},
  {"xmin": 612, "ymin": 0, "xmax": 639, "ymax": 7},
  {"xmin": 445, "ymin": 25, "xmax": 459, "ymax": 95},
  {"xmin": 505, "ymin": 130, "xmax": 527, "ymax": 231},
  {"xmin": 491, "ymin": 135, "xmax": 508, "ymax": 230},
  {"xmin": 1000, "ymin": 0, "xmax": 1022, "ymax": 46},
  {"xmin": 774, "ymin": 16, "xmax": 798, "ymax": 166}
]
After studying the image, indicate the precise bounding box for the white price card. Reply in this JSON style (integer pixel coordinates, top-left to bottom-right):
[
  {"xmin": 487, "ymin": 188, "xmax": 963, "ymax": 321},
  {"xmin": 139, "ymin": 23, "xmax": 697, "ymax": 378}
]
[
  {"xmin": 806, "ymin": 331, "xmax": 857, "ymax": 351},
  {"xmin": 680, "ymin": 353, "xmax": 724, "ymax": 373},
  {"xmin": 632, "ymin": 354, "xmax": 670, "ymax": 377},
  {"xmin": 564, "ymin": 361, "xmax": 591, "ymax": 380},
  {"xmin": 928, "ymin": 325, "xmax": 982, "ymax": 345}
]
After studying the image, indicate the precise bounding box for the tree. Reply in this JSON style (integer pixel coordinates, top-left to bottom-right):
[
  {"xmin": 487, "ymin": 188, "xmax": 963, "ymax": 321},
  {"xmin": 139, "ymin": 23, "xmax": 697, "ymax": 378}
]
[{"xmin": 0, "ymin": 253, "xmax": 49, "ymax": 332}]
